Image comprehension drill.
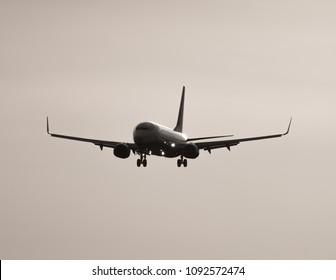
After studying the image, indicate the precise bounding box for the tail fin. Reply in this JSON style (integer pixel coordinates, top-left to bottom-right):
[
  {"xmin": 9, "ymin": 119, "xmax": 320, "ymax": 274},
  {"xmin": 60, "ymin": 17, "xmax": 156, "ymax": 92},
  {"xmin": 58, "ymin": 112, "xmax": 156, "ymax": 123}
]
[{"xmin": 174, "ymin": 86, "xmax": 185, "ymax": 133}]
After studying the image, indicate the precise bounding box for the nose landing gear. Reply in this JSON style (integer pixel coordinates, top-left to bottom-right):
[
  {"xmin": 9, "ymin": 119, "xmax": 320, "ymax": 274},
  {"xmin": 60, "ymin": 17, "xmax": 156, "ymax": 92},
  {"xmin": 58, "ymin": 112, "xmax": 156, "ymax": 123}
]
[
  {"xmin": 177, "ymin": 156, "xmax": 187, "ymax": 167},
  {"xmin": 136, "ymin": 154, "xmax": 147, "ymax": 167}
]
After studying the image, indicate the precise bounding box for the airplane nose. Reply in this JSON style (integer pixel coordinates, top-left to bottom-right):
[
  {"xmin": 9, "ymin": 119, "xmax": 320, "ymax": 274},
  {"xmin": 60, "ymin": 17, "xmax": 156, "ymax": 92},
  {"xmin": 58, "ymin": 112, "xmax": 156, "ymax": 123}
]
[
  {"xmin": 133, "ymin": 130, "xmax": 147, "ymax": 143},
  {"xmin": 133, "ymin": 129, "xmax": 157, "ymax": 144},
  {"xmin": 133, "ymin": 122, "xmax": 158, "ymax": 144}
]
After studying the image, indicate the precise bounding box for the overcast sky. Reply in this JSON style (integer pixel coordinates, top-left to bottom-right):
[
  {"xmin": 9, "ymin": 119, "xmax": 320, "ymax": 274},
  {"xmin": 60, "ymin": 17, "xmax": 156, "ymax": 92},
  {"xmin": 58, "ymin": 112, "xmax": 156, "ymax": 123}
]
[{"xmin": 1, "ymin": 0, "xmax": 336, "ymax": 259}]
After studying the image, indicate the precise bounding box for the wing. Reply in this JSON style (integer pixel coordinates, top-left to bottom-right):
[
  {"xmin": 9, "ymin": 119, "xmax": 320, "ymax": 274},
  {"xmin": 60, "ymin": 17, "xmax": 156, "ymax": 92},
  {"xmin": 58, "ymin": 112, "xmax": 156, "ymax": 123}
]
[
  {"xmin": 46, "ymin": 117, "xmax": 138, "ymax": 152},
  {"xmin": 187, "ymin": 134, "xmax": 234, "ymax": 141},
  {"xmin": 195, "ymin": 118, "xmax": 292, "ymax": 153}
]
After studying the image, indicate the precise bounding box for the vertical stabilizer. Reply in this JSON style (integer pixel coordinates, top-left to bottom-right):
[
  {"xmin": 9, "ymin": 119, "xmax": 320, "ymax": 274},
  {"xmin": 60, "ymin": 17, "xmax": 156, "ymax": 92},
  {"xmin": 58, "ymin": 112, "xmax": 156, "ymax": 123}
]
[{"xmin": 174, "ymin": 86, "xmax": 185, "ymax": 133}]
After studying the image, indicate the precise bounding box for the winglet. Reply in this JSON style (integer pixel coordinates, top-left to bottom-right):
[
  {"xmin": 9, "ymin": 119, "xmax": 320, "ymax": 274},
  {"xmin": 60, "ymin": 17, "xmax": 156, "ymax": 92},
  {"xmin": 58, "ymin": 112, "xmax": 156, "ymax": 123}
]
[
  {"xmin": 174, "ymin": 86, "xmax": 185, "ymax": 133},
  {"xmin": 47, "ymin": 117, "xmax": 50, "ymax": 135},
  {"xmin": 283, "ymin": 117, "xmax": 292, "ymax": 136}
]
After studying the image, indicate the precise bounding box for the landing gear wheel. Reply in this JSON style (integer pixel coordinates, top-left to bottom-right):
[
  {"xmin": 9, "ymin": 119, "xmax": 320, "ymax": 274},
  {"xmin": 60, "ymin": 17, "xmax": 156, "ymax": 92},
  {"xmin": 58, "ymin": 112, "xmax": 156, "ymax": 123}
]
[
  {"xmin": 137, "ymin": 159, "xmax": 141, "ymax": 167},
  {"xmin": 183, "ymin": 159, "xmax": 188, "ymax": 167},
  {"xmin": 137, "ymin": 154, "xmax": 148, "ymax": 167},
  {"xmin": 178, "ymin": 156, "xmax": 187, "ymax": 167}
]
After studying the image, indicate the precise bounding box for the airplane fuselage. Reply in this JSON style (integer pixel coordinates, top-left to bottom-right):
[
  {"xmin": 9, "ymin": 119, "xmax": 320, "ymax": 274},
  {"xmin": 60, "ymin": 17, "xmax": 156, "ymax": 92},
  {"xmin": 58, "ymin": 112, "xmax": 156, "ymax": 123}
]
[{"xmin": 133, "ymin": 121, "xmax": 187, "ymax": 158}]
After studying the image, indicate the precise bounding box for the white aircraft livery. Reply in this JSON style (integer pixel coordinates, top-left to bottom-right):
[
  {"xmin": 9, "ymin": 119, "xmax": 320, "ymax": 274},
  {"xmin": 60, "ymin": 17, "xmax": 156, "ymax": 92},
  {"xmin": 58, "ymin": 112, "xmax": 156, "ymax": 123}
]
[{"xmin": 47, "ymin": 86, "xmax": 291, "ymax": 167}]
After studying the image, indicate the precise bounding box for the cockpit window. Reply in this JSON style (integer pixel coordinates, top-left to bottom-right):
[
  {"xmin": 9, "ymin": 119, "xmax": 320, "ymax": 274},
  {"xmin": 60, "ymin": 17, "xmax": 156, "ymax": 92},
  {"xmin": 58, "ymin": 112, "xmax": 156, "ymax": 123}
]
[
  {"xmin": 136, "ymin": 126, "xmax": 149, "ymax": 131},
  {"xmin": 136, "ymin": 123, "xmax": 152, "ymax": 131}
]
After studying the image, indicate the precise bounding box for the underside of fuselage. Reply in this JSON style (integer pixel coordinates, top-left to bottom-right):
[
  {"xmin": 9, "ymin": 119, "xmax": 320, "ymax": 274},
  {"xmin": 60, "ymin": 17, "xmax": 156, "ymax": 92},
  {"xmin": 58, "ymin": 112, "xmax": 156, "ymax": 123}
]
[{"xmin": 137, "ymin": 144, "xmax": 182, "ymax": 158}]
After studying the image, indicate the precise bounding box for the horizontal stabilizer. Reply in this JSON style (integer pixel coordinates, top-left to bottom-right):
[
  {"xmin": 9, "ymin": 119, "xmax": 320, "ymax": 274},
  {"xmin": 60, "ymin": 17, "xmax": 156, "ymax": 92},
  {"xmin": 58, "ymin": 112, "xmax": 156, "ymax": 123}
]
[{"xmin": 187, "ymin": 135, "xmax": 233, "ymax": 142}]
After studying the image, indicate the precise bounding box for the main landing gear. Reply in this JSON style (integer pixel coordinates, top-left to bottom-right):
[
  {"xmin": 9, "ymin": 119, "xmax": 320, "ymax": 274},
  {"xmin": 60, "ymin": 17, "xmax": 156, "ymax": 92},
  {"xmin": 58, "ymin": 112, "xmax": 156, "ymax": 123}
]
[
  {"xmin": 137, "ymin": 154, "xmax": 147, "ymax": 167},
  {"xmin": 177, "ymin": 156, "xmax": 187, "ymax": 167}
]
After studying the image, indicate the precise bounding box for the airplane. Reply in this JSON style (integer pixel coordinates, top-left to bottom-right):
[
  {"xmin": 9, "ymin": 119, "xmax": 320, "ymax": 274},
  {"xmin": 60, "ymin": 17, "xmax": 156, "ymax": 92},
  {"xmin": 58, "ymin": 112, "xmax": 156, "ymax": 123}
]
[{"xmin": 47, "ymin": 86, "xmax": 291, "ymax": 167}]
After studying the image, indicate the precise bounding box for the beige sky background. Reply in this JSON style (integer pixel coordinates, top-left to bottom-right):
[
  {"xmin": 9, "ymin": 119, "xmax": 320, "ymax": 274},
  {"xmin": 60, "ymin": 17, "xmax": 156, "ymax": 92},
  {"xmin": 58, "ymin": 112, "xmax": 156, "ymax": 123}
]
[{"xmin": 1, "ymin": 0, "xmax": 336, "ymax": 259}]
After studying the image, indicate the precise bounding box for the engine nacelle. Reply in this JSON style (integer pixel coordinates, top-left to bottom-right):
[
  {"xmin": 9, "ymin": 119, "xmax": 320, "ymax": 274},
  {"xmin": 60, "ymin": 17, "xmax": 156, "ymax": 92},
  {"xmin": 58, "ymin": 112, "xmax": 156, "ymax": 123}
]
[
  {"xmin": 183, "ymin": 143, "xmax": 199, "ymax": 159},
  {"xmin": 113, "ymin": 143, "xmax": 131, "ymax": 159}
]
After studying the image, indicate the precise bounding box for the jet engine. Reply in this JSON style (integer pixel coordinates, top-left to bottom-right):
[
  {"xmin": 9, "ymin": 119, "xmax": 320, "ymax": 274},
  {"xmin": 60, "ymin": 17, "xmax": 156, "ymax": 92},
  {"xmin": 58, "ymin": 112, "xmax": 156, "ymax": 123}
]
[
  {"xmin": 183, "ymin": 143, "xmax": 199, "ymax": 159},
  {"xmin": 113, "ymin": 143, "xmax": 131, "ymax": 159}
]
